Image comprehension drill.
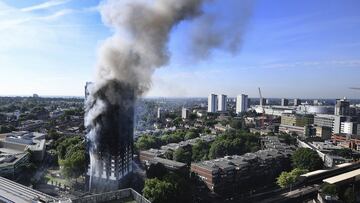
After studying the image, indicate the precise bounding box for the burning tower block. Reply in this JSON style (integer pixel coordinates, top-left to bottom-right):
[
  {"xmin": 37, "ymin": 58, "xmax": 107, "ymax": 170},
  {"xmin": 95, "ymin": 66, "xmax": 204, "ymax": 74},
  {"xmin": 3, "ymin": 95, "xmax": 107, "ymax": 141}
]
[{"xmin": 85, "ymin": 81, "xmax": 134, "ymax": 192}]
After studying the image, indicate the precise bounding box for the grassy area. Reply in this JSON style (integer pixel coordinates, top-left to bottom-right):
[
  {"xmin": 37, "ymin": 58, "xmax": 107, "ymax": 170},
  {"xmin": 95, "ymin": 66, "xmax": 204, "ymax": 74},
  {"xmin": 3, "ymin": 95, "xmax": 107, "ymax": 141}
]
[{"xmin": 44, "ymin": 171, "xmax": 69, "ymax": 187}]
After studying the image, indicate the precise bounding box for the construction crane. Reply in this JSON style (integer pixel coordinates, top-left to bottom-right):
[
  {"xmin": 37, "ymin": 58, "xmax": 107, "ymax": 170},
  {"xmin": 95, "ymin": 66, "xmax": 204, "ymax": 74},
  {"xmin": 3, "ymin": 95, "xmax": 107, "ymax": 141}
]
[{"xmin": 258, "ymin": 87, "xmax": 265, "ymax": 128}]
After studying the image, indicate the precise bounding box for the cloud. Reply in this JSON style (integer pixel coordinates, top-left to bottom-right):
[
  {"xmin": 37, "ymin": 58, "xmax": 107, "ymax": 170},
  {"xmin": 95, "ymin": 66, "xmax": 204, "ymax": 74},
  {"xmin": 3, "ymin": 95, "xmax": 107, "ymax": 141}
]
[
  {"xmin": 36, "ymin": 9, "xmax": 74, "ymax": 21},
  {"xmin": 21, "ymin": 0, "xmax": 71, "ymax": 12}
]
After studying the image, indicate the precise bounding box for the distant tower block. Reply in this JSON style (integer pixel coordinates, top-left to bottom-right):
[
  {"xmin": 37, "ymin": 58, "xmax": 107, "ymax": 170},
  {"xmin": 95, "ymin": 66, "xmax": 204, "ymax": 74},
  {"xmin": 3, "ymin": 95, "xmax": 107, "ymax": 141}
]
[
  {"xmin": 218, "ymin": 94, "xmax": 227, "ymax": 112},
  {"xmin": 260, "ymin": 98, "xmax": 267, "ymax": 106},
  {"xmin": 182, "ymin": 107, "xmax": 190, "ymax": 119},
  {"xmin": 157, "ymin": 107, "xmax": 163, "ymax": 119},
  {"xmin": 334, "ymin": 98, "xmax": 350, "ymax": 116},
  {"xmin": 281, "ymin": 98, "xmax": 289, "ymax": 106},
  {"xmin": 208, "ymin": 94, "xmax": 218, "ymax": 113},
  {"xmin": 294, "ymin": 98, "xmax": 301, "ymax": 106},
  {"xmin": 236, "ymin": 94, "xmax": 248, "ymax": 114}
]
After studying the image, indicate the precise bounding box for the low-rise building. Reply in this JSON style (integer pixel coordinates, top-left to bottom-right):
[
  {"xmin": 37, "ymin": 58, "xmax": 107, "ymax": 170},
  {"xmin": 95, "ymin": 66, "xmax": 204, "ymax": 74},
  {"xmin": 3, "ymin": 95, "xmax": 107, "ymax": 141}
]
[
  {"xmin": 315, "ymin": 126, "xmax": 332, "ymax": 140},
  {"xmin": 279, "ymin": 124, "xmax": 314, "ymax": 137},
  {"xmin": 139, "ymin": 134, "xmax": 217, "ymax": 165},
  {"xmin": 281, "ymin": 113, "xmax": 314, "ymax": 127},
  {"xmin": 191, "ymin": 148, "xmax": 292, "ymax": 195},
  {"xmin": 18, "ymin": 120, "xmax": 45, "ymax": 131},
  {"xmin": 250, "ymin": 128, "xmax": 272, "ymax": 135},
  {"xmin": 331, "ymin": 133, "xmax": 360, "ymax": 151},
  {"xmin": 0, "ymin": 131, "xmax": 46, "ymax": 161},
  {"xmin": 324, "ymin": 154, "xmax": 351, "ymax": 168},
  {"xmin": 0, "ymin": 153, "xmax": 29, "ymax": 178}
]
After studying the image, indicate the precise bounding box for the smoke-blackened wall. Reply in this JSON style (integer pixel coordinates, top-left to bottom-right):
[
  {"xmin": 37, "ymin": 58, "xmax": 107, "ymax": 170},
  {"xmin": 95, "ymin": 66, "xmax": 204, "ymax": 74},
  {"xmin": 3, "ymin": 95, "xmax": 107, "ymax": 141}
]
[
  {"xmin": 92, "ymin": 81, "xmax": 134, "ymax": 158},
  {"xmin": 86, "ymin": 81, "xmax": 134, "ymax": 191}
]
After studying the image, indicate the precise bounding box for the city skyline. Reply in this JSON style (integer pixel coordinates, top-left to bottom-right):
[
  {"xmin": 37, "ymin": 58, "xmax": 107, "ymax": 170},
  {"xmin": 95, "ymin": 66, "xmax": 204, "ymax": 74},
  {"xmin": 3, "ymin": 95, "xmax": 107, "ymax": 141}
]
[{"xmin": 0, "ymin": 0, "xmax": 360, "ymax": 98}]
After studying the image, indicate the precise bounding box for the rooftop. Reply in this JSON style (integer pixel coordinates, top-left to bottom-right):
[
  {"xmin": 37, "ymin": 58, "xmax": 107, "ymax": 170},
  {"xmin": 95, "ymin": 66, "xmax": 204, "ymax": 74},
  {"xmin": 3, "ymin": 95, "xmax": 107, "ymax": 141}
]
[
  {"xmin": 0, "ymin": 176, "xmax": 60, "ymax": 203},
  {"xmin": 193, "ymin": 149, "xmax": 285, "ymax": 172},
  {"xmin": 323, "ymin": 168, "xmax": 360, "ymax": 184}
]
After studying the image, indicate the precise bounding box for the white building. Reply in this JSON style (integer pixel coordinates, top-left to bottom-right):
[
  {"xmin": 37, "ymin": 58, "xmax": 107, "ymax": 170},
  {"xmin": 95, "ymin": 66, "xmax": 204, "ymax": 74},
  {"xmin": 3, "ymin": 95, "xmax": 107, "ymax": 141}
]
[
  {"xmin": 218, "ymin": 94, "xmax": 227, "ymax": 112},
  {"xmin": 294, "ymin": 98, "xmax": 301, "ymax": 106},
  {"xmin": 208, "ymin": 94, "xmax": 218, "ymax": 113},
  {"xmin": 182, "ymin": 108, "xmax": 190, "ymax": 119},
  {"xmin": 341, "ymin": 121, "xmax": 356, "ymax": 134},
  {"xmin": 236, "ymin": 94, "xmax": 248, "ymax": 114},
  {"xmin": 157, "ymin": 107, "xmax": 163, "ymax": 119}
]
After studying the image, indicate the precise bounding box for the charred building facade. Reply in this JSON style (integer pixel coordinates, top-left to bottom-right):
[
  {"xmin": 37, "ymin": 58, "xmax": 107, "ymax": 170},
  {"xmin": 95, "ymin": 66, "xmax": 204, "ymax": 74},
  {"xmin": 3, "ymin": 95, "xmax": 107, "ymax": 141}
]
[{"xmin": 85, "ymin": 81, "xmax": 134, "ymax": 192}]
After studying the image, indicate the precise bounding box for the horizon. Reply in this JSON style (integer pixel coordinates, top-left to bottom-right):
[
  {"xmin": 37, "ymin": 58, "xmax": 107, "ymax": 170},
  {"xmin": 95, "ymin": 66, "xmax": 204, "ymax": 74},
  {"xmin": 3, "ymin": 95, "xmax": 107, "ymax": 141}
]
[{"xmin": 1, "ymin": 94, "xmax": 359, "ymax": 101}]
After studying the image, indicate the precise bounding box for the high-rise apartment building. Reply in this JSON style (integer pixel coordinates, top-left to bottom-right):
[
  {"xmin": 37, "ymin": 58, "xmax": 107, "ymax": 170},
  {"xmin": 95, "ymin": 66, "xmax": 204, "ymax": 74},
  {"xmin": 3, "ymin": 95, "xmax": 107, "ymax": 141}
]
[
  {"xmin": 260, "ymin": 98, "xmax": 267, "ymax": 106},
  {"xmin": 294, "ymin": 99, "xmax": 301, "ymax": 106},
  {"xmin": 335, "ymin": 98, "xmax": 350, "ymax": 116},
  {"xmin": 208, "ymin": 94, "xmax": 218, "ymax": 113},
  {"xmin": 236, "ymin": 94, "xmax": 248, "ymax": 114},
  {"xmin": 182, "ymin": 107, "xmax": 190, "ymax": 119},
  {"xmin": 157, "ymin": 107, "xmax": 163, "ymax": 119},
  {"xmin": 281, "ymin": 98, "xmax": 289, "ymax": 106},
  {"xmin": 218, "ymin": 94, "xmax": 227, "ymax": 112},
  {"xmin": 85, "ymin": 81, "xmax": 134, "ymax": 192}
]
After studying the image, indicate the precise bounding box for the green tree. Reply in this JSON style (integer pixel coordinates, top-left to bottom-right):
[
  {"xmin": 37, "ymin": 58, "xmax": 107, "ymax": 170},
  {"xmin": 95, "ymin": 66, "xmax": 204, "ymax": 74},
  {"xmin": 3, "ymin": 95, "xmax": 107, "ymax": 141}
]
[
  {"xmin": 135, "ymin": 135, "xmax": 161, "ymax": 151},
  {"xmin": 208, "ymin": 140, "xmax": 228, "ymax": 159},
  {"xmin": 55, "ymin": 135, "xmax": 86, "ymax": 180},
  {"xmin": 173, "ymin": 117, "xmax": 183, "ymax": 126},
  {"xmin": 278, "ymin": 133, "xmax": 296, "ymax": 145},
  {"xmin": 343, "ymin": 187, "xmax": 355, "ymax": 203},
  {"xmin": 321, "ymin": 183, "xmax": 337, "ymax": 196},
  {"xmin": 164, "ymin": 150, "xmax": 173, "ymax": 160},
  {"xmin": 0, "ymin": 125, "xmax": 15, "ymax": 133},
  {"xmin": 48, "ymin": 129, "xmax": 60, "ymax": 140},
  {"xmin": 192, "ymin": 140, "xmax": 210, "ymax": 161},
  {"xmin": 60, "ymin": 149, "xmax": 86, "ymax": 180},
  {"xmin": 276, "ymin": 168, "xmax": 308, "ymax": 190},
  {"xmin": 208, "ymin": 130, "xmax": 260, "ymax": 159},
  {"xmin": 160, "ymin": 130, "xmax": 186, "ymax": 144},
  {"xmin": 184, "ymin": 131, "xmax": 198, "ymax": 140},
  {"xmin": 189, "ymin": 113, "xmax": 197, "ymax": 120},
  {"xmin": 143, "ymin": 173, "xmax": 193, "ymax": 203},
  {"xmin": 277, "ymin": 171, "xmax": 295, "ymax": 189},
  {"xmin": 143, "ymin": 178, "xmax": 176, "ymax": 203},
  {"xmin": 229, "ymin": 119, "xmax": 243, "ymax": 129},
  {"xmin": 292, "ymin": 148, "xmax": 323, "ymax": 171},
  {"xmin": 173, "ymin": 147, "xmax": 192, "ymax": 165}
]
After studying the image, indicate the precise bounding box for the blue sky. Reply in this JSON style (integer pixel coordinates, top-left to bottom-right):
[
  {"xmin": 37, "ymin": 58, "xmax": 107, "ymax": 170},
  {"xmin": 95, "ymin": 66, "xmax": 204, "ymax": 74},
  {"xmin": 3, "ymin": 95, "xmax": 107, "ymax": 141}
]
[{"xmin": 0, "ymin": 0, "xmax": 360, "ymax": 98}]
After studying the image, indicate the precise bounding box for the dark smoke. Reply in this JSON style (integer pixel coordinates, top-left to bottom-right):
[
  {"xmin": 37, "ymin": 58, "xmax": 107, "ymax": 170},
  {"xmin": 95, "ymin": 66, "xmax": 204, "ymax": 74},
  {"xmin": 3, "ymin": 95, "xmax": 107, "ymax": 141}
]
[
  {"xmin": 85, "ymin": 0, "xmax": 208, "ymax": 190},
  {"xmin": 85, "ymin": 0, "xmax": 253, "ymax": 190}
]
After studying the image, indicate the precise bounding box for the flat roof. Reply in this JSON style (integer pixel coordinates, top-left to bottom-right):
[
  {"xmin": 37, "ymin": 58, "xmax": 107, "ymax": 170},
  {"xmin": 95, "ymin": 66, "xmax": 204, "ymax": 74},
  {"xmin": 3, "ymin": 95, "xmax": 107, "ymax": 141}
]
[
  {"xmin": 153, "ymin": 157, "xmax": 186, "ymax": 168},
  {"xmin": 335, "ymin": 163, "xmax": 353, "ymax": 168},
  {"xmin": 301, "ymin": 170, "xmax": 328, "ymax": 178},
  {"xmin": 323, "ymin": 169, "xmax": 360, "ymax": 184},
  {"xmin": 0, "ymin": 176, "xmax": 59, "ymax": 203}
]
